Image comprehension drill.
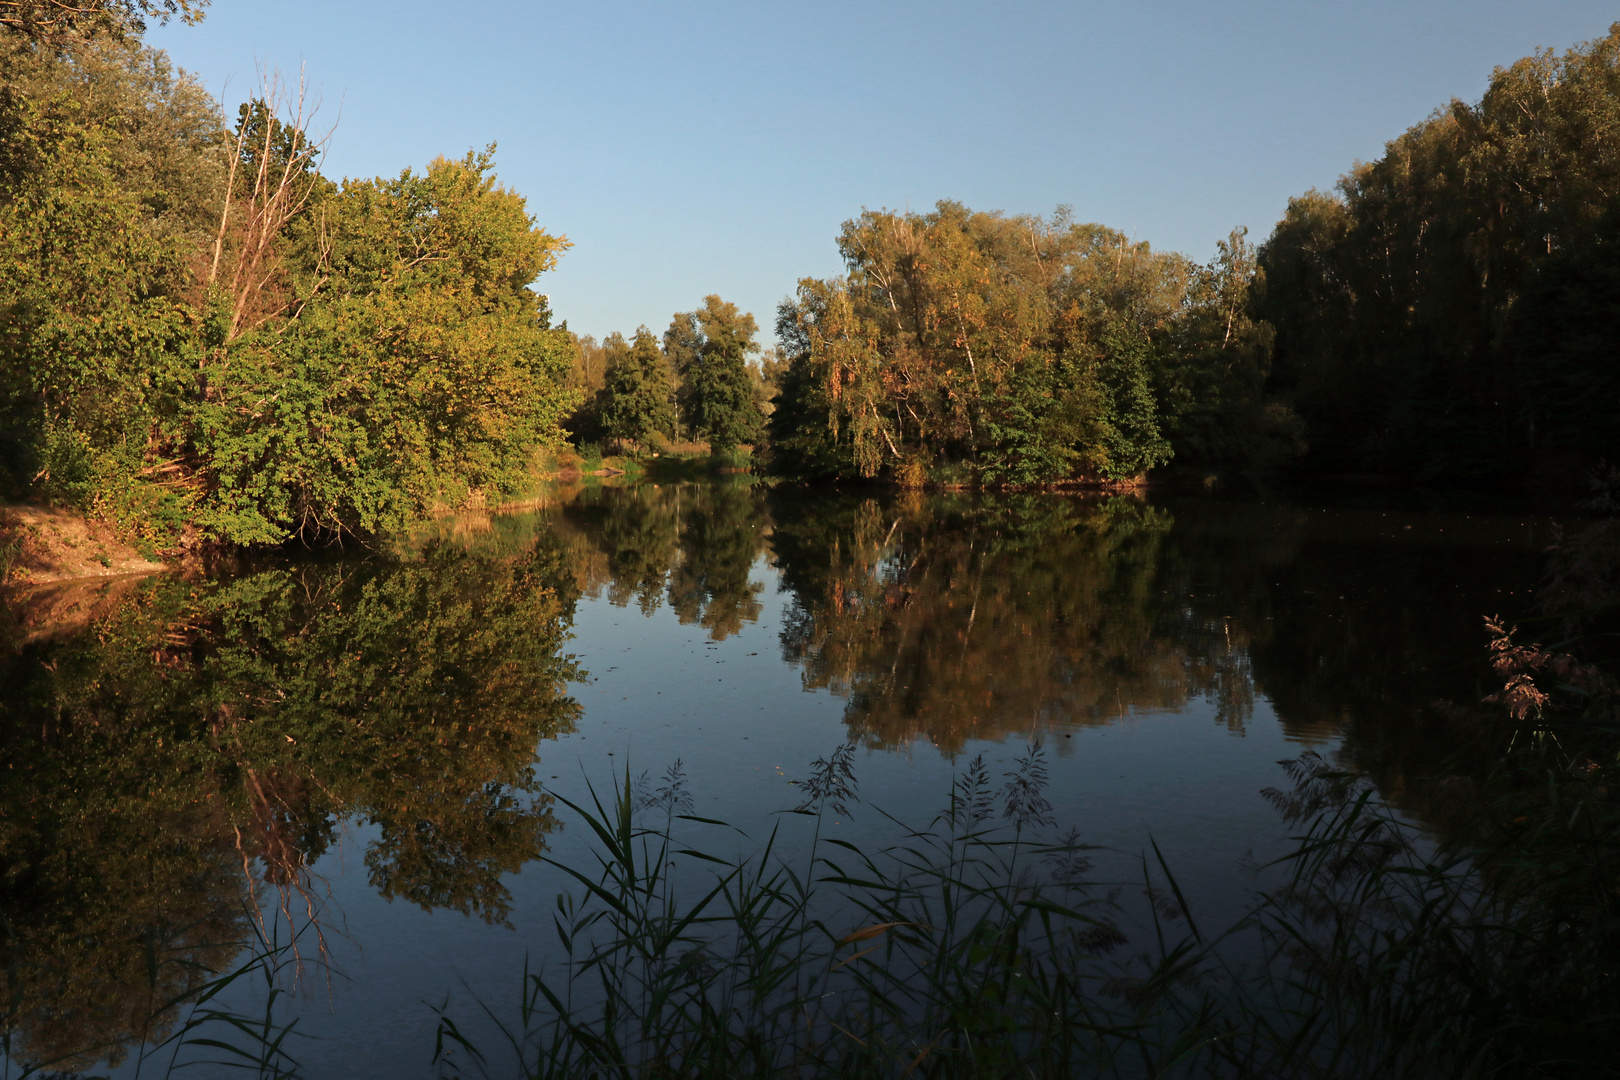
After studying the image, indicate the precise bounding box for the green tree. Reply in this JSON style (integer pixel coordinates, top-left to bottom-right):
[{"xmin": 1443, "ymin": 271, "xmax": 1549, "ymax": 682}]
[
  {"xmin": 1, "ymin": 32, "xmax": 581, "ymax": 548},
  {"xmin": 597, "ymin": 326, "xmax": 676, "ymax": 450},
  {"xmin": 0, "ymin": 0, "xmax": 204, "ymax": 43},
  {"xmin": 192, "ymin": 148, "xmax": 577, "ymax": 542},
  {"xmin": 672, "ymin": 295, "xmax": 765, "ymax": 455},
  {"xmin": 771, "ymin": 202, "xmax": 1208, "ymax": 485},
  {"xmin": 1258, "ymin": 23, "xmax": 1620, "ymax": 480},
  {"xmin": 0, "ymin": 34, "xmax": 221, "ymax": 536}
]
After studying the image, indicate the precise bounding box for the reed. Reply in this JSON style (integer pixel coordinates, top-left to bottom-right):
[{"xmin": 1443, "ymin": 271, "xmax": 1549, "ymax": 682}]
[
  {"xmin": 429, "ymin": 747, "xmax": 1220, "ymax": 1079},
  {"xmin": 432, "ymin": 728, "xmax": 1620, "ymax": 1080}
]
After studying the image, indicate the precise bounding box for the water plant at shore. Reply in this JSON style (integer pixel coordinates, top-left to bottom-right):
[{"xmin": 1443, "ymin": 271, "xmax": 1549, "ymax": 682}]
[
  {"xmin": 429, "ymin": 710, "xmax": 1620, "ymax": 1079},
  {"xmin": 7, "ymin": 697, "xmax": 1618, "ymax": 1079}
]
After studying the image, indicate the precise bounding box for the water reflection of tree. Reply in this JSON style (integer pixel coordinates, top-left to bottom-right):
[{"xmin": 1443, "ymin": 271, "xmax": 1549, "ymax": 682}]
[
  {"xmin": 0, "ymin": 536, "xmax": 580, "ymax": 1070},
  {"xmin": 766, "ymin": 490, "xmax": 1546, "ymax": 782},
  {"xmin": 560, "ymin": 479, "xmax": 771, "ymax": 640},
  {"xmin": 769, "ymin": 491, "xmax": 1241, "ymax": 754},
  {"xmin": 1158, "ymin": 500, "xmax": 1553, "ymax": 810}
]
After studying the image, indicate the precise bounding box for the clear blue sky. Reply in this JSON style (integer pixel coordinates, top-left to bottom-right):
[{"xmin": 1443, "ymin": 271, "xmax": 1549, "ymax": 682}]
[{"xmin": 150, "ymin": 1, "xmax": 1617, "ymax": 344}]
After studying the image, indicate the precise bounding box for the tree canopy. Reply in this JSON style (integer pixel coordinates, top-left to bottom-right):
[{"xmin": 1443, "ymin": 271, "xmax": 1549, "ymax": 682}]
[
  {"xmin": 767, "ymin": 202, "xmax": 1269, "ymax": 486},
  {"xmin": 597, "ymin": 326, "xmax": 677, "ymax": 450},
  {"xmin": 0, "ymin": 0, "xmax": 205, "ymax": 43},
  {"xmin": 671, "ymin": 295, "xmax": 766, "ymax": 455},
  {"xmin": 1257, "ymin": 23, "xmax": 1620, "ymax": 481},
  {"xmin": 0, "ymin": 31, "xmax": 577, "ymax": 546}
]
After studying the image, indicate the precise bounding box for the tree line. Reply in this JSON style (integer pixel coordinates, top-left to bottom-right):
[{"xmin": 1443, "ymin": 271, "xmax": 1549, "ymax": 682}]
[
  {"xmin": 760, "ymin": 23, "xmax": 1620, "ymax": 489},
  {"xmin": 1259, "ymin": 23, "xmax": 1620, "ymax": 482},
  {"xmin": 573, "ymin": 23, "xmax": 1620, "ymax": 491},
  {"xmin": 4, "ymin": 7, "xmax": 1617, "ymax": 555}
]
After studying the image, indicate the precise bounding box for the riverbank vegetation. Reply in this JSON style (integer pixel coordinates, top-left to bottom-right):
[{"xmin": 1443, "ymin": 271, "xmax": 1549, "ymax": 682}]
[
  {"xmin": 765, "ymin": 211, "xmax": 1275, "ymax": 488},
  {"xmin": 6, "ymin": 12, "xmax": 1620, "ymax": 556},
  {"xmin": 1260, "ymin": 26, "xmax": 1620, "ymax": 483},
  {"xmin": 563, "ymin": 26, "xmax": 1620, "ymax": 495},
  {"xmin": 0, "ymin": 11, "xmax": 576, "ymax": 554}
]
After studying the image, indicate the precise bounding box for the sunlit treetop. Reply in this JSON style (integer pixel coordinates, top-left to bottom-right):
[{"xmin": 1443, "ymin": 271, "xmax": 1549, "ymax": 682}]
[{"xmin": 0, "ymin": 0, "xmax": 206, "ymax": 42}]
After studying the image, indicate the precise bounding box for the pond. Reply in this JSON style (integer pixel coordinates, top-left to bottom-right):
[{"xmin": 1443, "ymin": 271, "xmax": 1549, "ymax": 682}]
[{"xmin": 0, "ymin": 481, "xmax": 1557, "ymax": 1077}]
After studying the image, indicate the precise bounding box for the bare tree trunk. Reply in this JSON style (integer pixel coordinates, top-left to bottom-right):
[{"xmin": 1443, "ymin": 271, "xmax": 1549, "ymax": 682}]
[{"xmin": 208, "ymin": 64, "xmax": 334, "ymax": 343}]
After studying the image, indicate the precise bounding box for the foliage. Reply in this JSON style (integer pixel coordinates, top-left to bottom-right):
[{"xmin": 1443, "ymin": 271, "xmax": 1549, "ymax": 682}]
[
  {"xmin": 668, "ymin": 295, "xmax": 766, "ymax": 455},
  {"xmin": 431, "ymin": 745, "xmax": 1175, "ymax": 1080},
  {"xmin": 0, "ymin": 0, "xmax": 205, "ymax": 43},
  {"xmin": 195, "ymin": 148, "xmax": 577, "ymax": 542},
  {"xmin": 0, "ymin": 32, "xmax": 578, "ymax": 548},
  {"xmin": 0, "ymin": 33, "xmax": 221, "ymax": 536},
  {"xmin": 1258, "ymin": 23, "xmax": 1620, "ymax": 481},
  {"xmin": 770, "ymin": 202, "xmax": 1265, "ymax": 487},
  {"xmin": 596, "ymin": 327, "xmax": 677, "ymax": 451}
]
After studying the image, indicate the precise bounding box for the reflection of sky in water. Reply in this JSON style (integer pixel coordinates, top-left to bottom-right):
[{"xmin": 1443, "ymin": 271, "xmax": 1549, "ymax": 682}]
[
  {"xmin": 286, "ymin": 554, "xmax": 1330, "ymax": 1078},
  {"xmin": 20, "ymin": 489, "xmax": 1555, "ymax": 1078}
]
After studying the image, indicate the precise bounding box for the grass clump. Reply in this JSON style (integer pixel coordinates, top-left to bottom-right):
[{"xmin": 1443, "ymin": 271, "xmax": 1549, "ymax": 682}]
[
  {"xmin": 432, "ymin": 746, "xmax": 1208, "ymax": 1079},
  {"xmin": 434, "ymin": 715, "xmax": 1620, "ymax": 1080}
]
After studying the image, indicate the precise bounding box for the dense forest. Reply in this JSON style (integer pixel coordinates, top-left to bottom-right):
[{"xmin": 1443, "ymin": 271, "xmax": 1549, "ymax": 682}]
[
  {"xmin": 1261, "ymin": 25, "xmax": 1620, "ymax": 481},
  {"xmin": 3, "ymin": 6, "xmax": 1618, "ymax": 555}
]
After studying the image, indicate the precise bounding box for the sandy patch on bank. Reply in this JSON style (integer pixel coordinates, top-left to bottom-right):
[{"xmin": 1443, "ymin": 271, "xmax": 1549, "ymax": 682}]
[{"xmin": 1, "ymin": 504, "xmax": 167, "ymax": 585}]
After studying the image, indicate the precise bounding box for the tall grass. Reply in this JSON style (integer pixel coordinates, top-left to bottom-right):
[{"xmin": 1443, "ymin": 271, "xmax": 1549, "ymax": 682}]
[
  {"xmin": 429, "ymin": 746, "xmax": 1218, "ymax": 1079},
  {"xmin": 432, "ymin": 732, "xmax": 1620, "ymax": 1080}
]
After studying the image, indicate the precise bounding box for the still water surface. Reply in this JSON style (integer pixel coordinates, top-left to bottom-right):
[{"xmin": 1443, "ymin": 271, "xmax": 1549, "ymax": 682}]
[{"xmin": 0, "ymin": 482, "xmax": 1555, "ymax": 1076}]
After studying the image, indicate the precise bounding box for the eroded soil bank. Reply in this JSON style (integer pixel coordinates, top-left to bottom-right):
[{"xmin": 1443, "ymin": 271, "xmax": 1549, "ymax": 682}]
[{"xmin": 1, "ymin": 505, "xmax": 166, "ymax": 586}]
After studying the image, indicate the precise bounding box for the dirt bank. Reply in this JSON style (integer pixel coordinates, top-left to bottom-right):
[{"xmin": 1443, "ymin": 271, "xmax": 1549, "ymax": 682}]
[{"xmin": 1, "ymin": 505, "xmax": 167, "ymax": 586}]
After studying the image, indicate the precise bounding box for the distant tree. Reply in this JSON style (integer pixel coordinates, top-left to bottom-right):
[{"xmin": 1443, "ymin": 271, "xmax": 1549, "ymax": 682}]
[
  {"xmin": 668, "ymin": 295, "xmax": 765, "ymax": 455},
  {"xmin": 566, "ymin": 334, "xmax": 611, "ymax": 397},
  {"xmin": 1095, "ymin": 320, "xmax": 1172, "ymax": 479},
  {"xmin": 771, "ymin": 202, "xmax": 1200, "ymax": 485},
  {"xmin": 597, "ymin": 327, "xmax": 677, "ymax": 450},
  {"xmin": 663, "ymin": 311, "xmax": 704, "ymax": 385}
]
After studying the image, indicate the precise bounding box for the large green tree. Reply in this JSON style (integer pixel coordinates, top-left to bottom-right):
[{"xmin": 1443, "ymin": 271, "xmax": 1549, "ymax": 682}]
[
  {"xmin": 0, "ymin": 27, "xmax": 580, "ymax": 546},
  {"xmin": 670, "ymin": 295, "xmax": 765, "ymax": 455},
  {"xmin": 194, "ymin": 148, "xmax": 577, "ymax": 542},
  {"xmin": 597, "ymin": 326, "xmax": 677, "ymax": 450},
  {"xmin": 770, "ymin": 202, "xmax": 1248, "ymax": 485},
  {"xmin": 0, "ymin": 33, "xmax": 222, "ymax": 537}
]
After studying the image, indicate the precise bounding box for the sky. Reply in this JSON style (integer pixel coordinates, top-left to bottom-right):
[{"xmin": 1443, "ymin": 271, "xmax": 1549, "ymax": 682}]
[{"xmin": 149, "ymin": 1, "xmax": 1618, "ymax": 344}]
